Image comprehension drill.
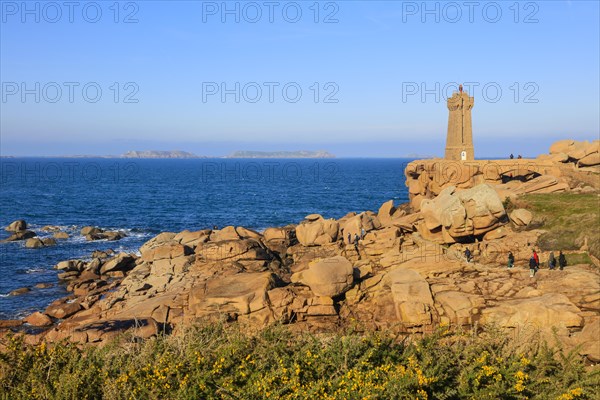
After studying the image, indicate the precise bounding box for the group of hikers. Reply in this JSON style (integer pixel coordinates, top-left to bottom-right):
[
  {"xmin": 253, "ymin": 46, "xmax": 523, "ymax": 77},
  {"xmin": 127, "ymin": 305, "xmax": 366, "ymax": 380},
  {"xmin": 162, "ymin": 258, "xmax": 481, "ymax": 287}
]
[
  {"xmin": 465, "ymin": 248, "xmax": 567, "ymax": 276},
  {"xmin": 346, "ymin": 228, "xmax": 367, "ymax": 252},
  {"xmin": 347, "ymin": 229, "xmax": 568, "ymax": 276},
  {"xmin": 509, "ymin": 154, "xmax": 523, "ymax": 159},
  {"xmin": 522, "ymin": 249, "xmax": 567, "ymax": 277}
]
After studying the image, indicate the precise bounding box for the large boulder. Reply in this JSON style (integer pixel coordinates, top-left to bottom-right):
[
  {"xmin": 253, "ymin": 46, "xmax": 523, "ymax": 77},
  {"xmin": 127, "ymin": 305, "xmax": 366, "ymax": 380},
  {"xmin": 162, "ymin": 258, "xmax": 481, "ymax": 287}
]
[
  {"xmin": 3, "ymin": 230, "xmax": 36, "ymax": 241},
  {"xmin": 262, "ymin": 226, "xmax": 296, "ymax": 253},
  {"xmin": 420, "ymin": 184, "xmax": 506, "ymax": 243},
  {"xmin": 572, "ymin": 317, "xmax": 600, "ymax": 362},
  {"xmin": 483, "ymin": 226, "xmax": 510, "ymax": 241},
  {"xmin": 495, "ymin": 175, "xmax": 569, "ymax": 199},
  {"xmin": 9, "ymin": 287, "xmax": 31, "ymax": 296},
  {"xmin": 383, "ymin": 268, "xmax": 434, "ymax": 326},
  {"xmin": 24, "ymin": 312, "xmax": 53, "ymax": 327},
  {"xmin": 578, "ymin": 152, "xmax": 600, "ymax": 167},
  {"xmin": 196, "ymin": 239, "xmax": 269, "ymax": 262},
  {"xmin": 549, "ymin": 140, "xmax": 575, "ymax": 155},
  {"xmin": 56, "ymin": 318, "xmax": 160, "ymax": 344},
  {"xmin": 263, "ymin": 227, "xmax": 288, "ymax": 242},
  {"xmin": 139, "ymin": 232, "xmax": 177, "ymax": 254},
  {"xmin": 480, "ymin": 294, "xmax": 583, "ymax": 337},
  {"xmin": 544, "ymin": 152, "xmax": 569, "ymax": 163},
  {"xmin": 25, "ymin": 238, "xmax": 45, "ymax": 248},
  {"xmin": 210, "ymin": 226, "xmax": 240, "ymax": 242},
  {"xmin": 141, "ymin": 243, "xmax": 193, "ymax": 262},
  {"xmin": 567, "ymin": 141, "xmax": 596, "ymax": 160},
  {"xmin": 377, "ymin": 200, "xmax": 396, "ymax": 227},
  {"xmin": 535, "ymin": 270, "xmax": 600, "ymax": 310},
  {"xmin": 173, "ymin": 229, "xmax": 210, "ymax": 248},
  {"xmin": 42, "ymin": 238, "xmax": 57, "ymax": 246},
  {"xmin": 393, "ymin": 213, "xmax": 421, "ymax": 232},
  {"xmin": 81, "ymin": 226, "xmax": 103, "ymax": 236},
  {"xmin": 291, "ymin": 256, "xmax": 354, "ymax": 297},
  {"xmin": 356, "ymin": 267, "xmax": 436, "ymax": 329},
  {"xmin": 509, "ymin": 209, "xmax": 533, "ymax": 226},
  {"xmin": 420, "ymin": 186, "xmax": 460, "ymax": 231},
  {"xmin": 434, "ymin": 291, "xmax": 483, "ymax": 326},
  {"xmin": 55, "ymin": 260, "xmax": 85, "ymax": 272},
  {"xmin": 340, "ymin": 212, "xmax": 381, "ymax": 240},
  {"xmin": 102, "ymin": 231, "xmax": 126, "ymax": 241},
  {"xmin": 362, "ymin": 227, "xmax": 401, "ymax": 257},
  {"xmin": 99, "ymin": 253, "xmax": 136, "ymax": 274},
  {"xmin": 549, "ymin": 139, "xmax": 599, "ymax": 163},
  {"xmin": 296, "ymin": 215, "xmax": 339, "ymax": 246},
  {"xmin": 520, "ymin": 175, "xmax": 569, "ymax": 194},
  {"xmin": 45, "ymin": 301, "xmax": 82, "ymax": 320},
  {"xmin": 5, "ymin": 219, "xmax": 27, "ymax": 232},
  {"xmin": 83, "ymin": 230, "xmax": 125, "ymax": 241},
  {"xmin": 235, "ymin": 227, "xmax": 262, "ymax": 240},
  {"xmin": 189, "ymin": 272, "xmax": 277, "ymax": 317},
  {"xmin": 263, "ymin": 226, "xmax": 296, "ymax": 245}
]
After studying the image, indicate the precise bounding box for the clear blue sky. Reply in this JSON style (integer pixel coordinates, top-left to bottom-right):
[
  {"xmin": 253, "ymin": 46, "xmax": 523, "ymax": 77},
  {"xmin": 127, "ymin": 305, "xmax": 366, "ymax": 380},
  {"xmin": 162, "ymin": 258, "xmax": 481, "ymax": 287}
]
[{"xmin": 1, "ymin": 0, "xmax": 599, "ymax": 157}]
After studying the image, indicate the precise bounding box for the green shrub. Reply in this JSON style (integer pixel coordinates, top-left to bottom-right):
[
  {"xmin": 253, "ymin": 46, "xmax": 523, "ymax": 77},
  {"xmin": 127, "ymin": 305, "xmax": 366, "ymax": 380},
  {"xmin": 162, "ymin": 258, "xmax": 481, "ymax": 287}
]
[{"xmin": 1, "ymin": 324, "xmax": 599, "ymax": 399}]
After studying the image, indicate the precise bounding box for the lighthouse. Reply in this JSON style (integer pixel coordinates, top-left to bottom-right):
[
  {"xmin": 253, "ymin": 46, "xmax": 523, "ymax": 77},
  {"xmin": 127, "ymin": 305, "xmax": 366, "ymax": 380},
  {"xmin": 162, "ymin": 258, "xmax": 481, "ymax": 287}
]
[{"xmin": 445, "ymin": 84, "xmax": 475, "ymax": 161}]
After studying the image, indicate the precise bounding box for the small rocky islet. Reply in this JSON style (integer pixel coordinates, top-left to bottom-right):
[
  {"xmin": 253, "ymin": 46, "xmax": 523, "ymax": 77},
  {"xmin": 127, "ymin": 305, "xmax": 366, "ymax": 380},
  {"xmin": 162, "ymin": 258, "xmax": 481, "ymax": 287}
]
[
  {"xmin": 2, "ymin": 222, "xmax": 127, "ymax": 247},
  {"xmin": 1, "ymin": 139, "xmax": 599, "ymax": 365}
]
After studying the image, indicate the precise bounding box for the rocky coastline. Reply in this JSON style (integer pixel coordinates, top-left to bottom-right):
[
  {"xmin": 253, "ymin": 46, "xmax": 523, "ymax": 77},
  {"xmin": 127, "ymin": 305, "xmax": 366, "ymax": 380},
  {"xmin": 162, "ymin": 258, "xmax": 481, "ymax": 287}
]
[{"xmin": 1, "ymin": 140, "xmax": 599, "ymax": 364}]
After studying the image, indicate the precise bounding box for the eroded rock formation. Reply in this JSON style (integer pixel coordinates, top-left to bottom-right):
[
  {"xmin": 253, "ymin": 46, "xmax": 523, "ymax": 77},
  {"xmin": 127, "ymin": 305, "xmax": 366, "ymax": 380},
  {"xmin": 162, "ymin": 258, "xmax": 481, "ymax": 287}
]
[{"xmin": 405, "ymin": 140, "xmax": 599, "ymax": 211}]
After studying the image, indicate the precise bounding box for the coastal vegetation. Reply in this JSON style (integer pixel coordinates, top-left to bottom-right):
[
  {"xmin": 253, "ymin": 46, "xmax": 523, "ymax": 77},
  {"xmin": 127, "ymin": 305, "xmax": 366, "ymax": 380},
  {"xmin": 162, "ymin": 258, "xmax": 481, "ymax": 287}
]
[
  {"xmin": 1, "ymin": 323, "xmax": 599, "ymax": 399},
  {"xmin": 517, "ymin": 193, "xmax": 600, "ymax": 260}
]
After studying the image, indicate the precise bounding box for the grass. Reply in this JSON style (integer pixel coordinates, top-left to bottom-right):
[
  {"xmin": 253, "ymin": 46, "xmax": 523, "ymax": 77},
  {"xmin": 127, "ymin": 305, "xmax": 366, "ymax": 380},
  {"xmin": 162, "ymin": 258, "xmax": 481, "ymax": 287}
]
[
  {"xmin": 565, "ymin": 253, "xmax": 593, "ymax": 266},
  {"xmin": 1, "ymin": 323, "xmax": 599, "ymax": 400},
  {"xmin": 516, "ymin": 193, "xmax": 600, "ymax": 260}
]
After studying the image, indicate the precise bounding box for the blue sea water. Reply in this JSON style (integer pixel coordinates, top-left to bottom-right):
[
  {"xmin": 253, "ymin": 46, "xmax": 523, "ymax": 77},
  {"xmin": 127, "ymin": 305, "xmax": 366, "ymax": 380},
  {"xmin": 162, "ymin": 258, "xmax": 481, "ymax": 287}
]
[{"xmin": 0, "ymin": 158, "xmax": 412, "ymax": 319}]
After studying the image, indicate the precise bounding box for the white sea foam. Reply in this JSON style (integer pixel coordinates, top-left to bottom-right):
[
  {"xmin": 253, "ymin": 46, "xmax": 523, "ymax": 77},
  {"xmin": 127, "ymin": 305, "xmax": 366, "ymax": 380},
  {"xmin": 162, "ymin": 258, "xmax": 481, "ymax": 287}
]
[
  {"xmin": 26, "ymin": 268, "xmax": 45, "ymax": 274},
  {"xmin": 69, "ymin": 235, "xmax": 88, "ymax": 244},
  {"xmin": 123, "ymin": 230, "xmax": 154, "ymax": 239}
]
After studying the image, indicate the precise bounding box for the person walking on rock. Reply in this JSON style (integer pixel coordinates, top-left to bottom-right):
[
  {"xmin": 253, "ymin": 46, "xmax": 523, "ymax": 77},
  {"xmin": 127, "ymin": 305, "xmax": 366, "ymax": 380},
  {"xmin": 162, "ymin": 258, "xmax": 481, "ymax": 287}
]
[
  {"xmin": 465, "ymin": 248, "xmax": 472, "ymax": 263},
  {"xmin": 347, "ymin": 233, "xmax": 351, "ymax": 244},
  {"xmin": 353, "ymin": 233, "xmax": 360, "ymax": 253},
  {"xmin": 533, "ymin": 249, "xmax": 539, "ymax": 269},
  {"xmin": 548, "ymin": 252, "xmax": 556, "ymax": 270},
  {"xmin": 529, "ymin": 255, "xmax": 537, "ymax": 277},
  {"xmin": 559, "ymin": 251, "xmax": 567, "ymax": 270},
  {"xmin": 507, "ymin": 251, "xmax": 515, "ymax": 269}
]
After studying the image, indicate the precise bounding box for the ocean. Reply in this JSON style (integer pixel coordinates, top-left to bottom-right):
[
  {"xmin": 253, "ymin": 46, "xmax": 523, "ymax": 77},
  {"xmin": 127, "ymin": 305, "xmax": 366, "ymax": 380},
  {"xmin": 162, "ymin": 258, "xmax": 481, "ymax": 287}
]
[{"xmin": 0, "ymin": 158, "xmax": 412, "ymax": 319}]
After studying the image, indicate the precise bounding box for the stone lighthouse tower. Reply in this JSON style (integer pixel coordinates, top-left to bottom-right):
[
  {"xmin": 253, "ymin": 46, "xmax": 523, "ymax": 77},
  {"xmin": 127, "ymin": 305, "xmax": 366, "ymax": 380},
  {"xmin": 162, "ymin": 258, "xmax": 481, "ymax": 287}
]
[{"xmin": 445, "ymin": 84, "xmax": 474, "ymax": 161}]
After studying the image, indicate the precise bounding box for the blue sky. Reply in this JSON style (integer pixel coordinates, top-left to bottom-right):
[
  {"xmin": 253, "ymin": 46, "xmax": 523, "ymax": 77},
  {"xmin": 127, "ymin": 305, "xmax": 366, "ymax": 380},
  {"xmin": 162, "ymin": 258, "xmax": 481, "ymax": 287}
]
[{"xmin": 1, "ymin": 0, "xmax": 599, "ymax": 157}]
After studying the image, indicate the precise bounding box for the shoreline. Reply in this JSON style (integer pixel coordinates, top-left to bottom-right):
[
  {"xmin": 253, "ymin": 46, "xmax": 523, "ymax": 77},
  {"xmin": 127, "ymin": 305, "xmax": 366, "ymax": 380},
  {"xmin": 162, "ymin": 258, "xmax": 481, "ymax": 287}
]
[{"xmin": 1, "ymin": 140, "xmax": 599, "ymax": 364}]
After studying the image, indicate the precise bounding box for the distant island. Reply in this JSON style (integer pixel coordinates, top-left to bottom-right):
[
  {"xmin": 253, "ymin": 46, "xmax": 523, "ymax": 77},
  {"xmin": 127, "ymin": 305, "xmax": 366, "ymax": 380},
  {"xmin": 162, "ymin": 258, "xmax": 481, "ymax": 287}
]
[
  {"xmin": 227, "ymin": 150, "xmax": 335, "ymax": 159},
  {"xmin": 121, "ymin": 150, "xmax": 201, "ymax": 159}
]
